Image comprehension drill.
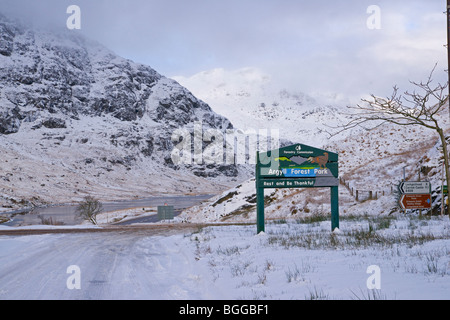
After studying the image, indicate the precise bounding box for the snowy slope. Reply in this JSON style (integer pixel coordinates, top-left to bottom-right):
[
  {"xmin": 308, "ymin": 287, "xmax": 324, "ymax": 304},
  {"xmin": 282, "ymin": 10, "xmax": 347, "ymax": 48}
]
[
  {"xmin": 177, "ymin": 111, "xmax": 449, "ymax": 224},
  {"xmin": 174, "ymin": 67, "xmax": 450, "ymax": 223},
  {"xmin": 0, "ymin": 15, "xmax": 251, "ymax": 211},
  {"xmin": 173, "ymin": 67, "xmax": 350, "ymax": 147}
]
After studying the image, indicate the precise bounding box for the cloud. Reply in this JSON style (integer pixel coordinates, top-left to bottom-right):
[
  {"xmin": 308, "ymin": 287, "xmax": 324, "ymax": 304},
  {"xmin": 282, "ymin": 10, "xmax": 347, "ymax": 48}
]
[{"xmin": 0, "ymin": 0, "xmax": 447, "ymax": 102}]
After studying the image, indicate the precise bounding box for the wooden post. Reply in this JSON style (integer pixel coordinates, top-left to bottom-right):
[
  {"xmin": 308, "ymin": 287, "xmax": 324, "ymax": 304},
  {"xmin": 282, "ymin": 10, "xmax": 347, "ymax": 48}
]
[
  {"xmin": 442, "ymin": 162, "xmax": 445, "ymax": 216},
  {"xmin": 447, "ymin": 0, "xmax": 450, "ymax": 120}
]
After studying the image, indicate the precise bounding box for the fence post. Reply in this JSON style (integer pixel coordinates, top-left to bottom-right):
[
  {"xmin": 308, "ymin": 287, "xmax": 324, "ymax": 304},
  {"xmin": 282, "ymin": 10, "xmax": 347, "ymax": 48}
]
[{"xmin": 356, "ymin": 190, "xmax": 359, "ymax": 202}]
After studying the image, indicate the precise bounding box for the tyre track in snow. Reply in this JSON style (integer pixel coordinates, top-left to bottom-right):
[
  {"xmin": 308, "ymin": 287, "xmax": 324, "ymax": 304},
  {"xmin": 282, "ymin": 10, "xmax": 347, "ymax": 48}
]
[
  {"xmin": 0, "ymin": 227, "xmax": 216, "ymax": 299},
  {"xmin": 0, "ymin": 223, "xmax": 226, "ymax": 236}
]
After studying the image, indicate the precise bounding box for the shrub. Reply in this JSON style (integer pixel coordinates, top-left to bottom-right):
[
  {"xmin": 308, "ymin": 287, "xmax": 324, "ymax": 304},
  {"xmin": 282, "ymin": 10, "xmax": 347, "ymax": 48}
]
[{"xmin": 75, "ymin": 196, "xmax": 103, "ymax": 225}]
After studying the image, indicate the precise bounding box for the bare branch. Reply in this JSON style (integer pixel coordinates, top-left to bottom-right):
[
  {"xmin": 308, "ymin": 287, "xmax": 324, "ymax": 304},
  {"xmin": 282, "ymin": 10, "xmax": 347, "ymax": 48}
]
[
  {"xmin": 329, "ymin": 64, "xmax": 450, "ymax": 216},
  {"xmin": 76, "ymin": 196, "xmax": 103, "ymax": 225}
]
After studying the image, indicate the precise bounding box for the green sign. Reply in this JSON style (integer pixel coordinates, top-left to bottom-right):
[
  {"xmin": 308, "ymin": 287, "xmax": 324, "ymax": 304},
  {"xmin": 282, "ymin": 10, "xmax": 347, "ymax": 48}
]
[
  {"xmin": 256, "ymin": 143, "xmax": 339, "ymax": 234},
  {"xmin": 157, "ymin": 205, "xmax": 174, "ymax": 220},
  {"xmin": 259, "ymin": 143, "xmax": 339, "ymax": 163},
  {"xmin": 258, "ymin": 177, "xmax": 339, "ymax": 189},
  {"xmin": 259, "ymin": 163, "xmax": 339, "ymax": 179}
]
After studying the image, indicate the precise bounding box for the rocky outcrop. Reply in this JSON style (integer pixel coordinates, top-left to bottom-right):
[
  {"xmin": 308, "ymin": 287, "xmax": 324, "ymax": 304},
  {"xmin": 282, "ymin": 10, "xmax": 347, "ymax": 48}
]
[{"xmin": 0, "ymin": 13, "xmax": 245, "ymax": 187}]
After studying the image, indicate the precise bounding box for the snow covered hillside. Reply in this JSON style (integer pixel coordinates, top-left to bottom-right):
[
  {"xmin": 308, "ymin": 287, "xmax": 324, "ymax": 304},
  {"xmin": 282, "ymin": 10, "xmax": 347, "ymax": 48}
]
[
  {"xmin": 178, "ymin": 114, "xmax": 449, "ymax": 223},
  {"xmin": 173, "ymin": 67, "xmax": 350, "ymax": 147},
  {"xmin": 175, "ymin": 67, "xmax": 450, "ymax": 223},
  {"xmin": 0, "ymin": 14, "xmax": 251, "ymax": 211}
]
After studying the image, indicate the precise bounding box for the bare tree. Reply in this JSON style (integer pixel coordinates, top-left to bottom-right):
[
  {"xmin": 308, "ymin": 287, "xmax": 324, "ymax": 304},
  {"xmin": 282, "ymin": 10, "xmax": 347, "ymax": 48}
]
[
  {"xmin": 76, "ymin": 196, "xmax": 103, "ymax": 225},
  {"xmin": 331, "ymin": 65, "xmax": 449, "ymax": 215}
]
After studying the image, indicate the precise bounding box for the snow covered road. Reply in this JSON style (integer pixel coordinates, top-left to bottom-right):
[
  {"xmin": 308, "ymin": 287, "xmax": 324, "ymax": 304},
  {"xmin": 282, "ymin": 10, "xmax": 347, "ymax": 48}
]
[
  {"xmin": 0, "ymin": 230, "xmax": 216, "ymax": 300},
  {"xmin": 1, "ymin": 216, "xmax": 450, "ymax": 300}
]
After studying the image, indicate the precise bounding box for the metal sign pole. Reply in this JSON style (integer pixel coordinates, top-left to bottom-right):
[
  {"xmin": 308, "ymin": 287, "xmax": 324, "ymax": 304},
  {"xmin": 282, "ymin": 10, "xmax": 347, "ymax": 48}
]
[
  {"xmin": 331, "ymin": 186, "xmax": 339, "ymax": 231},
  {"xmin": 256, "ymin": 151, "xmax": 265, "ymax": 234},
  {"xmin": 256, "ymin": 186, "xmax": 265, "ymax": 234}
]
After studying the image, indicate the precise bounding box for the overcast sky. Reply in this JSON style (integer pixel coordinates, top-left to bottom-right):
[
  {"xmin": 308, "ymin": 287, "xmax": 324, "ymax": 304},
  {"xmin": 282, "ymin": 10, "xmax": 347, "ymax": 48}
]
[{"xmin": 1, "ymin": 0, "xmax": 448, "ymax": 103}]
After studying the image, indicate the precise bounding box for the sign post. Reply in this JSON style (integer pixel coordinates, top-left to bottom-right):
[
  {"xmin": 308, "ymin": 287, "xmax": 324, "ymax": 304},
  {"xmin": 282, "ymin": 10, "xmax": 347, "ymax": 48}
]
[
  {"xmin": 399, "ymin": 194, "xmax": 432, "ymax": 210},
  {"xmin": 256, "ymin": 143, "xmax": 339, "ymax": 234},
  {"xmin": 256, "ymin": 184, "xmax": 265, "ymax": 234},
  {"xmin": 331, "ymin": 186, "xmax": 339, "ymax": 231},
  {"xmin": 397, "ymin": 181, "xmax": 432, "ymax": 210},
  {"xmin": 398, "ymin": 181, "xmax": 431, "ymax": 195},
  {"xmin": 157, "ymin": 205, "xmax": 174, "ymax": 220},
  {"xmin": 256, "ymin": 152, "xmax": 265, "ymax": 234}
]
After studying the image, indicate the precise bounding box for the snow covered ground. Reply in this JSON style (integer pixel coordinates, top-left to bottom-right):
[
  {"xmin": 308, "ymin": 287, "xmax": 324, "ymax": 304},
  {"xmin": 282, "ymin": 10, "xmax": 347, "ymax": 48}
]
[
  {"xmin": 196, "ymin": 217, "xmax": 450, "ymax": 300},
  {"xmin": 1, "ymin": 69, "xmax": 448, "ymax": 300},
  {"xmin": 0, "ymin": 214, "xmax": 449, "ymax": 300}
]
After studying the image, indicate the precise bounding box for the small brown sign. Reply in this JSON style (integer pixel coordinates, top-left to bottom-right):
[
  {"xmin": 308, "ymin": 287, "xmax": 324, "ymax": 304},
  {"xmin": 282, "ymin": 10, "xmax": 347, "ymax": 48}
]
[{"xmin": 399, "ymin": 194, "xmax": 432, "ymax": 210}]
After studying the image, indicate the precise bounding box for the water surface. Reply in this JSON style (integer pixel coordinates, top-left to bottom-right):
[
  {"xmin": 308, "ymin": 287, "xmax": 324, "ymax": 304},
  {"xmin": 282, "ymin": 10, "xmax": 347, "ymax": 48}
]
[{"xmin": 1, "ymin": 194, "xmax": 213, "ymax": 227}]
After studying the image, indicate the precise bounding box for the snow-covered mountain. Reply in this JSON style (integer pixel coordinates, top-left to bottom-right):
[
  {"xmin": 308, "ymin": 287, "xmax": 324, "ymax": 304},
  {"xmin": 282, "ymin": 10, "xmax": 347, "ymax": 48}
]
[
  {"xmin": 2, "ymin": 12, "xmax": 447, "ymax": 222},
  {"xmin": 177, "ymin": 111, "xmax": 450, "ymax": 223},
  {"xmin": 0, "ymin": 14, "xmax": 250, "ymax": 210},
  {"xmin": 174, "ymin": 68, "xmax": 450, "ymax": 223},
  {"xmin": 173, "ymin": 67, "xmax": 350, "ymax": 147}
]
